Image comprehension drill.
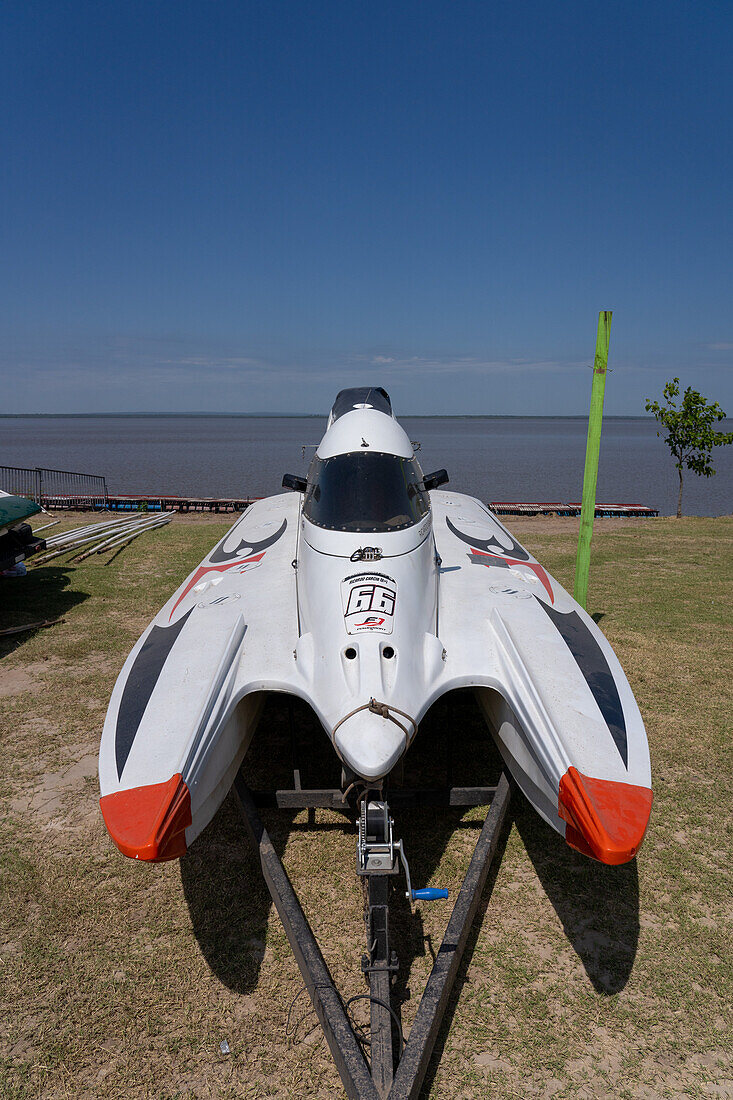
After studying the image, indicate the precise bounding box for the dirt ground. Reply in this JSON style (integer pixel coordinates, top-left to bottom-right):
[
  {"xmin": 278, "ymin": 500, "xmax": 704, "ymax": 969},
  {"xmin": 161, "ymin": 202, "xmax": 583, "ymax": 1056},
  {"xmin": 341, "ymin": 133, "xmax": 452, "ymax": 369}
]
[{"xmin": 0, "ymin": 512, "xmax": 730, "ymax": 1098}]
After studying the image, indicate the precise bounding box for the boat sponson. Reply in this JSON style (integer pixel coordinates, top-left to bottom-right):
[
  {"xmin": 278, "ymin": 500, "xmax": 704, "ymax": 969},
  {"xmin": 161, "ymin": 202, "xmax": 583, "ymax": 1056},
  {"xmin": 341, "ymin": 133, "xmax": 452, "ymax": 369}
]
[
  {"xmin": 99, "ymin": 773, "xmax": 191, "ymax": 861},
  {"xmin": 558, "ymin": 766, "xmax": 652, "ymax": 865}
]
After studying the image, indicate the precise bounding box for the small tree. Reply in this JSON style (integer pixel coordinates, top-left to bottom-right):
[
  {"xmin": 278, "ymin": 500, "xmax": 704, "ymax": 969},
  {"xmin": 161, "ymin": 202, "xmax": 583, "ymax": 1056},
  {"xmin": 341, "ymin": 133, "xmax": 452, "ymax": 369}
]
[{"xmin": 646, "ymin": 378, "xmax": 733, "ymax": 517}]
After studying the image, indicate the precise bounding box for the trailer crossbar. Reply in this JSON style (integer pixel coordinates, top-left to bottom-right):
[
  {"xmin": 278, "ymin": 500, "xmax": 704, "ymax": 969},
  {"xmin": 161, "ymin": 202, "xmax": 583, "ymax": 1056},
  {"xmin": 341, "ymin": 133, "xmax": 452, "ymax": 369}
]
[{"xmin": 249, "ymin": 785, "xmax": 502, "ymax": 810}]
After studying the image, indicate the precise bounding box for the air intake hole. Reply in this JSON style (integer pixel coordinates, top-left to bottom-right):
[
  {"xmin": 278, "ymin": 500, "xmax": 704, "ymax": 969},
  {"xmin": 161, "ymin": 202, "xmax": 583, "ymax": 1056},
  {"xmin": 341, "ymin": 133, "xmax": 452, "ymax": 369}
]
[
  {"xmin": 345, "ymin": 647, "xmax": 357, "ymax": 660},
  {"xmin": 382, "ymin": 646, "xmax": 395, "ymax": 660}
]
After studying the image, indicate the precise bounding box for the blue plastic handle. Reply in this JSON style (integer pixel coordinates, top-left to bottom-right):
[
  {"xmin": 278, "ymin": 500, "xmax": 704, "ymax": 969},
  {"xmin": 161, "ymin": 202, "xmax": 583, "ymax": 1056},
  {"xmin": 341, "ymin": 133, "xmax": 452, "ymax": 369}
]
[{"xmin": 411, "ymin": 887, "xmax": 449, "ymax": 901}]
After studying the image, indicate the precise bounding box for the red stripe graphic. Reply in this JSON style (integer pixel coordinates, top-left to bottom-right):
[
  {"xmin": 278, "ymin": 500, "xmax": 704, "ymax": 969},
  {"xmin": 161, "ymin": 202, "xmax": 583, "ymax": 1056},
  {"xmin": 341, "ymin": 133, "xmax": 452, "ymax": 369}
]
[
  {"xmin": 470, "ymin": 546, "xmax": 554, "ymax": 604},
  {"xmin": 168, "ymin": 552, "xmax": 266, "ymax": 621}
]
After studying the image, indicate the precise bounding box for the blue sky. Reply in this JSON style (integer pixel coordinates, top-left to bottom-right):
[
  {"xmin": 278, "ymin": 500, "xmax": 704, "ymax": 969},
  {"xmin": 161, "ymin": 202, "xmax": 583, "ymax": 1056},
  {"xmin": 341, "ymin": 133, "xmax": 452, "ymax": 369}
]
[{"xmin": 1, "ymin": 1, "xmax": 731, "ymax": 415}]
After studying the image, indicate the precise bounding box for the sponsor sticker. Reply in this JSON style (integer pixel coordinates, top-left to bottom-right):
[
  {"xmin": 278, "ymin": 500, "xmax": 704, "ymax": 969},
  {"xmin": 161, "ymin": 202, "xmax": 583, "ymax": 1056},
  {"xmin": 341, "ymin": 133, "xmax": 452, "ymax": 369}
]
[
  {"xmin": 488, "ymin": 583, "xmax": 532, "ymax": 600},
  {"xmin": 234, "ymin": 557, "xmax": 263, "ymax": 574},
  {"xmin": 341, "ymin": 572, "xmax": 397, "ymax": 635}
]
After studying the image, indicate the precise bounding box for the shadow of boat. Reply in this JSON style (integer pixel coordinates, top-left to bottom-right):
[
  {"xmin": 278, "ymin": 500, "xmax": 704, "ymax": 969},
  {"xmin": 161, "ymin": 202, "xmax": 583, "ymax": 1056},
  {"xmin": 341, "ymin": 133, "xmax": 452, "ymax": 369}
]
[
  {"xmin": 180, "ymin": 690, "xmax": 503, "ymax": 999},
  {"xmin": 0, "ymin": 565, "xmax": 89, "ymax": 658},
  {"xmin": 513, "ymin": 791, "xmax": 640, "ymax": 995},
  {"xmin": 180, "ymin": 686, "xmax": 641, "ymax": 1069}
]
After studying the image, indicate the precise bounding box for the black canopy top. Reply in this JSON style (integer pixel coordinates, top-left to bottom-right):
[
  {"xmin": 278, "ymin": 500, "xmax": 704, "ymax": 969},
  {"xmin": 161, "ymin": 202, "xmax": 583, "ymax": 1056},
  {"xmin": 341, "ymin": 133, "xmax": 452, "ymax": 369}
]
[{"xmin": 330, "ymin": 387, "xmax": 392, "ymax": 422}]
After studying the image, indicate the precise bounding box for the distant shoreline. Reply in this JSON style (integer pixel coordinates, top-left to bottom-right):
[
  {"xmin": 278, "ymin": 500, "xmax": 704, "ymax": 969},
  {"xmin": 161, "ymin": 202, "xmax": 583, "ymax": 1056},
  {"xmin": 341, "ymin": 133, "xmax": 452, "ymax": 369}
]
[
  {"xmin": 0, "ymin": 412, "xmax": 659, "ymax": 420},
  {"xmin": 3, "ymin": 414, "xmax": 730, "ymax": 515}
]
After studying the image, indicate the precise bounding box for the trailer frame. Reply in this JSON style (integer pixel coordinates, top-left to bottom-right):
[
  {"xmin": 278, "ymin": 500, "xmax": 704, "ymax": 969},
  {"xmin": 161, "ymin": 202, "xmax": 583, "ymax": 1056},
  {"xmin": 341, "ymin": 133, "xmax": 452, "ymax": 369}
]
[{"xmin": 234, "ymin": 770, "xmax": 511, "ymax": 1100}]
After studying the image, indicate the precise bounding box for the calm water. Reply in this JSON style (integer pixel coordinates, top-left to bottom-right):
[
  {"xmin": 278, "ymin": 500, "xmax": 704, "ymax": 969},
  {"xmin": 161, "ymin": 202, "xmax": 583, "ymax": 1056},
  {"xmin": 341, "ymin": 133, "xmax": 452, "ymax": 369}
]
[{"xmin": 1, "ymin": 416, "xmax": 732, "ymax": 516}]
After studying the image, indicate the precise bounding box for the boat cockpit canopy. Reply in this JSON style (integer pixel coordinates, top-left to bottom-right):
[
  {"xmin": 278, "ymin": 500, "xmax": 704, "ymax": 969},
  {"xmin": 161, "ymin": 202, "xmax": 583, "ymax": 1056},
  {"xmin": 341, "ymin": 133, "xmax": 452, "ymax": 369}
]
[{"xmin": 303, "ymin": 452, "xmax": 430, "ymax": 533}]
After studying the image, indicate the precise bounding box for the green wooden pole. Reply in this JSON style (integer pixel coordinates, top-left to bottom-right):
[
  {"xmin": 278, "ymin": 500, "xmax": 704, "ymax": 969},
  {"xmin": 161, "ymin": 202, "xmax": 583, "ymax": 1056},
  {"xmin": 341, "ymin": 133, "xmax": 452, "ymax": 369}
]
[{"xmin": 574, "ymin": 310, "xmax": 612, "ymax": 610}]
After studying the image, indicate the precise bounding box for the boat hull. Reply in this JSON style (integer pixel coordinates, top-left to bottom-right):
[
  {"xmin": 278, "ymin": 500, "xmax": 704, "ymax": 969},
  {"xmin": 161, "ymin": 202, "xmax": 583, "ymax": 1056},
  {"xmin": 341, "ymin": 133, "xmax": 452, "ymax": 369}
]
[
  {"xmin": 99, "ymin": 483, "xmax": 652, "ymax": 865},
  {"xmin": 476, "ymin": 688, "xmax": 651, "ymax": 863}
]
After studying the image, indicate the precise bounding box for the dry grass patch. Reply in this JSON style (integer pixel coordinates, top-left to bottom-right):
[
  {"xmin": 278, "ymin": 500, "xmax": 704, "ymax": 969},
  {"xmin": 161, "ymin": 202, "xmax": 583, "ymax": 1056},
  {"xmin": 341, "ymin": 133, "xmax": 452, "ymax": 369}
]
[{"xmin": 0, "ymin": 513, "xmax": 731, "ymax": 1098}]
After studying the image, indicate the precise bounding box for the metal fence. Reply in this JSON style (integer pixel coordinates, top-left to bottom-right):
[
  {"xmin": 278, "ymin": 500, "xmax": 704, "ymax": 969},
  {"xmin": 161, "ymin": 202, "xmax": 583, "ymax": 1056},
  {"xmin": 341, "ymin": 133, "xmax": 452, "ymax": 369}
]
[{"xmin": 0, "ymin": 466, "xmax": 108, "ymax": 509}]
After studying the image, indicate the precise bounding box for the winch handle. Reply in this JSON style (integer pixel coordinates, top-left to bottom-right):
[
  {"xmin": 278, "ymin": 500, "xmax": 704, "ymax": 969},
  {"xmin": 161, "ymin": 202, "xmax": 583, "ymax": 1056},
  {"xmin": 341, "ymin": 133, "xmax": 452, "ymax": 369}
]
[
  {"xmin": 411, "ymin": 887, "xmax": 449, "ymax": 902},
  {"xmin": 396, "ymin": 841, "xmax": 449, "ymax": 904}
]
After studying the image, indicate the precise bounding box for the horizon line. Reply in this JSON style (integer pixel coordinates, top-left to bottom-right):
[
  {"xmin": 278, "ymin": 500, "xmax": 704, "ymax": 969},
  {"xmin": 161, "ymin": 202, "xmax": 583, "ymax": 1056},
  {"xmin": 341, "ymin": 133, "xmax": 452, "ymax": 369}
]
[{"xmin": 0, "ymin": 411, "xmax": 660, "ymax": 420}]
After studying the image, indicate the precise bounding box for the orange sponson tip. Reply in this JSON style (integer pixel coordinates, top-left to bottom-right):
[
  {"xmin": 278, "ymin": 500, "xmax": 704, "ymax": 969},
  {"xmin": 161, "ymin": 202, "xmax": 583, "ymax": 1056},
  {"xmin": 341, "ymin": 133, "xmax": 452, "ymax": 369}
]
[
  {"xmin": 558, "ymin": 766, "xmax": 652, "ymax": 866},
  {"xmin": 99, "ymin": 773, "xmax": 191, "ymax": 862}
]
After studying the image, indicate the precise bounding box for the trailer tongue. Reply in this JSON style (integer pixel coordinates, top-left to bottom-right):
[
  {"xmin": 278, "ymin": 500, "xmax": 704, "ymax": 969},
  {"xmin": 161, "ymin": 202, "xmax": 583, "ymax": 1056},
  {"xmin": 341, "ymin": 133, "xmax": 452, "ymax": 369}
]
[{"xmin": 236, "ymin": 769, "xmax": 511, "ymax": 1100}]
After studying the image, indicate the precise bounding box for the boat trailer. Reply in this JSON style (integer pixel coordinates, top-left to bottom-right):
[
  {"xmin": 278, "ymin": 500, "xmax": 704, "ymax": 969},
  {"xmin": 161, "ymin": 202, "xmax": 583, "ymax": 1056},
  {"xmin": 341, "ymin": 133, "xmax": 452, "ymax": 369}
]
[{"xmin": 234, "ymin": 770, "xmax": 511, "ymax": 1099}]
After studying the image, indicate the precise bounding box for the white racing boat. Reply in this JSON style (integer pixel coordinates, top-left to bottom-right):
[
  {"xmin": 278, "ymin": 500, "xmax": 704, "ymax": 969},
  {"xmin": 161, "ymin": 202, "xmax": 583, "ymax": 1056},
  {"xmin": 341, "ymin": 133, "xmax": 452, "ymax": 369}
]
[{"xmin": 99, "ymin": 388, "xmax": 652, "ymax": 866}]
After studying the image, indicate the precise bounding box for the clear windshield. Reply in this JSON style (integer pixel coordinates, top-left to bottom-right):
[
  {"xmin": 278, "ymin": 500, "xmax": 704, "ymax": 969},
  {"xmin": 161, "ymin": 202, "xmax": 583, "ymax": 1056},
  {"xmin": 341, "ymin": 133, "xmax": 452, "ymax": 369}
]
[{"xmin": 303, "ymin": 452, "xmax": 431, "ymax": 533}]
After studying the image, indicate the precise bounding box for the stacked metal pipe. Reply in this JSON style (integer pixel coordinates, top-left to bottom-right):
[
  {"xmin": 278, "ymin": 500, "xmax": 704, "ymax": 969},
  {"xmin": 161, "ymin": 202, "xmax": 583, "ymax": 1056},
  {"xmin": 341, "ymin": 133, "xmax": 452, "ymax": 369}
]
[{"xmin": 33, "ymin": 512, "xmax": 172, "ymax": 564}]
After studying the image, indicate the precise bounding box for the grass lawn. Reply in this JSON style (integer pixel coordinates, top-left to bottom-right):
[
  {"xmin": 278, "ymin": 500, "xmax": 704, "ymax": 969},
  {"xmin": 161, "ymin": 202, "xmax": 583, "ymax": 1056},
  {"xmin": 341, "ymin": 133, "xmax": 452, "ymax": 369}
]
[{"xmin": 0, "ymin": 512, "xmax": 731, "ymax": 1099}]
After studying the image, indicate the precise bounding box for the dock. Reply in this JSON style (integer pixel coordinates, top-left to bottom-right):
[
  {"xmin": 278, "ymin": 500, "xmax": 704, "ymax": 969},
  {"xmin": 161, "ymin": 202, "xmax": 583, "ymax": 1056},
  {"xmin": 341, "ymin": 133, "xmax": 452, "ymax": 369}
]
[
  {"xmin": 43, "ymin": 493, "xmax": 259, "ymax": 513},
  {"xmin": 39, "ymin": 493, "xmax": 659, "ymax": 517},
  {"xmin": 490, "ymin": 501, "xmax": 659, "ymax": 517}
]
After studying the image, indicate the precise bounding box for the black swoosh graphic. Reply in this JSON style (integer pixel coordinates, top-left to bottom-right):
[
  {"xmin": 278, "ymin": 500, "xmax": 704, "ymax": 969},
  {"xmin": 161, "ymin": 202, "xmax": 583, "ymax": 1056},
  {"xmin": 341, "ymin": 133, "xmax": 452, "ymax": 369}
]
[
  {"xmin": 468, "ymin": 551, "xmax": 512, "ymax": 573},
  {"xmin": 209, "ymin": 517, "xmax": 288, "ymax": 564},
  {"xmin": 115, "ymin": 609, "xmax": 193, "ymax": 778},
  {"xmin": 536, "ymin": 600, "xmax": 628, "ymax": 767},
  {"xmin": 446, "ymin": 516, "xmax": 530, "ymax": 562}
]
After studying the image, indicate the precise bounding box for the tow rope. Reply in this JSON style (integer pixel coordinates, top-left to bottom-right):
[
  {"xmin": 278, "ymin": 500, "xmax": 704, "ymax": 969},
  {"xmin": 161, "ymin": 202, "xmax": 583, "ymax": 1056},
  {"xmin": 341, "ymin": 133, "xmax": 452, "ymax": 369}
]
[{"xmin": 332, "ymin": 697, "xmax": 418, "ymax": 745}]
